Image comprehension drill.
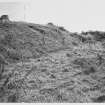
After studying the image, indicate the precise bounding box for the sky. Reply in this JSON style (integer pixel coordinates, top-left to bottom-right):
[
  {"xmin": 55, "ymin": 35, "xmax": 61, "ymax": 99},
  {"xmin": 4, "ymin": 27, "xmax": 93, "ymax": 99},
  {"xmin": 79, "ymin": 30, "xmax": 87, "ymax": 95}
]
[{"xmin": 0, "ymin": 0, "xmax": 105, "ymax": 32}]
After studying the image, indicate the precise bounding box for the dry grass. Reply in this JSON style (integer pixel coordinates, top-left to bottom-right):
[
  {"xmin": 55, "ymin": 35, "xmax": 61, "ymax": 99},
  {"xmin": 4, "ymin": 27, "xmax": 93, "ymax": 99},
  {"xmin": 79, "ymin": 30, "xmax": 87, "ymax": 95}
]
[{"xmin": 0, "ymin": 19, "xmax": 105, "ymax": 102}]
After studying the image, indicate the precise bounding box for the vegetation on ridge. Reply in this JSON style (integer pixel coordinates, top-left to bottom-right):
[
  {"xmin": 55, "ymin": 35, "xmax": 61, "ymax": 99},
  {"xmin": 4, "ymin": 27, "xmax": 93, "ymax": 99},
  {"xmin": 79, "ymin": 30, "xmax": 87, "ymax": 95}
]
[{"xmin": 0, "ymin": 15, "xmax": 105, "ymax": 102}]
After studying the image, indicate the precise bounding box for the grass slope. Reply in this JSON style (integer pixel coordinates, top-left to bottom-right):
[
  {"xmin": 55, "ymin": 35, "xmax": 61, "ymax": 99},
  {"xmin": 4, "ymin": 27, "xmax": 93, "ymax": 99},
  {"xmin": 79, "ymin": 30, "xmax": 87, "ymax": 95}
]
[{"xmin": 0, "ymin": 17, "xmax": 105, "ymax": 102}]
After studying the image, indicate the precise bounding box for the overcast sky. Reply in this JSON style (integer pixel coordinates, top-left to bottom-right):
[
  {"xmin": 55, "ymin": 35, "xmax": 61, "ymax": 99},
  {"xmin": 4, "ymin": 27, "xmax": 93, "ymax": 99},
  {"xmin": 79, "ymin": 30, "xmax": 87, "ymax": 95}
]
[{"xmin": 0, "ymin": 0, "xmax": 105, "ymax": 32}]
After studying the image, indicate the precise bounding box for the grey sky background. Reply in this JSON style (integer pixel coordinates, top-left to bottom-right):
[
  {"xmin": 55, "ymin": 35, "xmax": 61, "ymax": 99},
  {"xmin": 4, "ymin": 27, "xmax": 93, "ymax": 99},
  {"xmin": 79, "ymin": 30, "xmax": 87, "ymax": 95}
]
[
  {"xmin": 0, "ymin": 2, "xmax": 24, "ymax": 21},
  {"xmin": 0, "ymin": 0, "xmax": 105, "ymax": 32}
]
